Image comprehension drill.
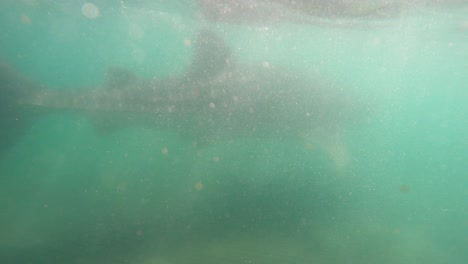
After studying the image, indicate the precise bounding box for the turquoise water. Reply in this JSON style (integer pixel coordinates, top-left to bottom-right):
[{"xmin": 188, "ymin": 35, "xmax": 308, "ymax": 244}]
[{"xmin": 0, "ymin": 1, "xmax": 467, "ymax": 263}]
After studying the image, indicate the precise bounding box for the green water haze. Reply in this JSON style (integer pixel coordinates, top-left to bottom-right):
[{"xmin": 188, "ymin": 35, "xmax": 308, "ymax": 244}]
[{"xmin": 0, "ymin": 1, "xmax": 467, "ymax": 263}]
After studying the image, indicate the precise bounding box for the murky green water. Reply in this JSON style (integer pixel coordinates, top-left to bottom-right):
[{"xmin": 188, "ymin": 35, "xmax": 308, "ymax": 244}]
[{"xmin": 0, "ymin": 1, "xmax": 467, "ymax": 263}]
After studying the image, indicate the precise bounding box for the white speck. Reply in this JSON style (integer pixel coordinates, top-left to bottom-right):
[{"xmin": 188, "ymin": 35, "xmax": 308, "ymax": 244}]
[
  {"xmin": 82, "ymin": 3, "xmax": 100, "ymax": 19},
  {"xmin": 262, "ymin": 61, "xmax": 270, "ymax": 68},
  {"xmin": 162, "ymin": 147, "xmax": 168, "ymax": 155},
  {"xmin": 209, "ymin": 102, "xmax": 215, "ymax": 108},
  {"xmin": 232, "ymin": 96, "xmax": 239, "ymax": 102}
]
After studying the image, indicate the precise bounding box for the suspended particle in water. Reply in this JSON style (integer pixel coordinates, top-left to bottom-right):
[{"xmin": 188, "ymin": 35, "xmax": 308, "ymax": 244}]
[
  {"xmin": 184, "ymin": 38, "xmax": 192, "ymax": 47},
  {"xmin": 372, "ymin": 37, "xmax": 381, "ymax": 46},
  {"xmin": 20, "ymin": 14, "xmax": 31, "ymax": 24},
  {"xmin": 161, "ymin": 147, "xmax": 168, "ymax": 155},
  {"xmin": 194, "ymin": 181, "xmax": 204, "ymax": 191},
  {"xmin": 399, "ymin": 184, "xmax": 410, "ymax": 193},
  {"xmin": 213, "ymin": 156, "xmax": 219, "ymax": 162},
  {"xmin": 82, "ymin": 2, "xmax": 100, "ymax": 19}
]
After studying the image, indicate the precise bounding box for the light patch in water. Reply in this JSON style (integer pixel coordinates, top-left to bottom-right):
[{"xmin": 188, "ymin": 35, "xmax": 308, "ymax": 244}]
[
  {"xmin": 20, "ymin": 14, "xmax": 31, "ymax": 24},
  {"xmin": 161, "ymin": 147, "xmax": 168, "ymax": 155},
  {"xmin": 461, "ymin": 20, "xmax": 468, "ymax": 30},
  {"xmin": 82, "ymin": 3, "xmax": 100, "ymax": 19},
  {"xmin": 21, "ymin": 0, "xmax": 37, "ymax": 6},
  {"xmin": 194, "ymin": 181, "xmax": 204, "ymax": 191},
  {"xmin": 128, "ymin": 24, "xmax": 145, "ymax": 40}
]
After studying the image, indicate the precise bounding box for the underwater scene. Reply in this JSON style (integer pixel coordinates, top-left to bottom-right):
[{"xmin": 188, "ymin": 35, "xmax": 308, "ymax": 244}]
[{"xmin": 0, "ymin": 1, "xmax": 467, "ymax": 263}]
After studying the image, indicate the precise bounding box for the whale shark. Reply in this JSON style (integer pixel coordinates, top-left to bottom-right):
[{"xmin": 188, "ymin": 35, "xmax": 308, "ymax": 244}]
[
  {"xmin": 197, "ymin": 0, "xmax": 403, "ymax": 24},
  {"xmin": 197, "ymin": 0, "xmax": 468, "ymax": 25},
  {"xmin": 0, "ymin": 30, "xmax": 366, "ymax": 170}
]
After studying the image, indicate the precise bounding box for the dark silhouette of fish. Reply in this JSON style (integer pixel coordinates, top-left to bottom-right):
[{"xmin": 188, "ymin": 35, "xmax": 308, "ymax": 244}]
[{"xmin": 0, "ymin": 30, "xmax": 366, "ymax": 171}]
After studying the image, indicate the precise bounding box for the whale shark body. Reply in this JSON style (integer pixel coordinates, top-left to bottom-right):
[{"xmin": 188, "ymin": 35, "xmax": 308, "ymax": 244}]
[
  {"xmin": 197, "ymin": 0, "xmax": 403, "ymax": 24},
  {"xmin": 1, "ymin": 30, "xmax": 366, "ymax": 170},
  {"xmin": 197, "ymin": 0, "xmax": 468, "ymax": 25}
]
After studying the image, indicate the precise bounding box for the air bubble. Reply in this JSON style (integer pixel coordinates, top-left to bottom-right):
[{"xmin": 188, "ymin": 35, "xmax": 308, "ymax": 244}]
[{"xmin": 82, "ymin": 3, "xmax": 100, "ymax": 19}]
